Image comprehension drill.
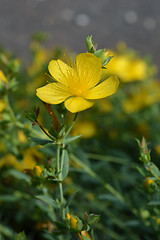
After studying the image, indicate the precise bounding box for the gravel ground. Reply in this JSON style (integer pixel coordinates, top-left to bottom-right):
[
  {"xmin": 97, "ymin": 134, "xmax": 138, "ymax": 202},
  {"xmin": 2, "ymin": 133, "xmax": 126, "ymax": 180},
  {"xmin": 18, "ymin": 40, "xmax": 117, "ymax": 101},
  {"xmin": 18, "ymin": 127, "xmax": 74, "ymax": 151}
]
[{"xmin": 0, "ymin": 0, "xmax": 160, "ymax": 72}]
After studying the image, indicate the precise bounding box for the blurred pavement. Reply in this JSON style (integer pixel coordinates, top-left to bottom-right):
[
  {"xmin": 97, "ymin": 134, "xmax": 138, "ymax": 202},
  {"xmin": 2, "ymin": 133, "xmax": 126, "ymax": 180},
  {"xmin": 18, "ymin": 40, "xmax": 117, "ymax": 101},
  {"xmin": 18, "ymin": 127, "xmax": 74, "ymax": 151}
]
[{"xmin": 0, "ymin": 0, "xmax": 160, "ymax": 71}]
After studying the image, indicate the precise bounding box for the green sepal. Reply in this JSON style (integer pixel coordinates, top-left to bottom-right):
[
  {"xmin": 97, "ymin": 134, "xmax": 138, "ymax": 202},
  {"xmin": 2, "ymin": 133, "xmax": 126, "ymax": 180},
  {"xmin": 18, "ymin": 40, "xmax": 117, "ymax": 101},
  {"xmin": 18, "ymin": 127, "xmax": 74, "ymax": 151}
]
[
  {"xmin": 87, "ymin": 214, "xmax": 100, "ymax": 226},
  {"xmin": 93, "ymin": 49, "xmax": 106, "ymax": 62},
  {"xmin": 103, "ymin": 55, "xmax": 114, "ymax": 66},
  {"xmin": 42, "ymin": 169, "xmax": 60, "ymax": 182},
  {"xmin": 145, "ymin": 162, "xmax": 160, "ymax": 177},
  {"xmin": 86, "ymin": 35, "xmax": 95, "ymax": 53}
]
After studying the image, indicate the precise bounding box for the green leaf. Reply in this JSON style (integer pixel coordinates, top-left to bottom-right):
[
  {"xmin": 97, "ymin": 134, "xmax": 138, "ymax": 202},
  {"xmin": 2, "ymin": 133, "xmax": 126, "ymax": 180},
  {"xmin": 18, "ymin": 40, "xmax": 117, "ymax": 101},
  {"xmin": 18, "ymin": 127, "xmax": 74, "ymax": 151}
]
[
  {"xmin": 16, "ymin": 232, "xmax": 26, "ymax": 240},
  {"xmin": 65, "ymin": 190, "xmax": 80, "ymax": 208},
  {"xmin": 77, "ymin": 218, "xmax": 83, "ymax": 231},
  {"xmin": 87, "ymin": 214, "xmax": 100, "ymax": 226},
  {"xmin": 61, "ymin": 150, "xmax": 69, "ymax": 180},
  {"xmin": 25, "ymin": 111, "xmax": 37, "ymax": 122},
  {"xmin": 63, "ymin": 135, "xmax": 81, "ymax": 144},
  {"xmin": 8, "ymin": 169, "xmax": 31, "ymax": 183},
  {"xmin": 0, "ymin": 194, "xmax": 20, "ymax": 202},
  {"xmin": 148, "ymin": 201, "xmax": 160, "ymax": 206},
  {"xmin": 35, "ymin": 195, "xmax": 59, "ymax": 208},
  {"xmin": 136, "ymin": 166, "xmax": 146, "ymax": 177},
  {"xmin": 8, "ymin": 77, "xmax": 18, "ymax": 91},
  {"xmin": 30, "ymin": 137, "xmax": 54, "ymax": 146},
  {"xmin": 0, "ymin": 224, "xmax": 14, "ymax": 238},
  {"xmin": 49, "ymin": 127, "xmax": 58, "ymax": 139}
]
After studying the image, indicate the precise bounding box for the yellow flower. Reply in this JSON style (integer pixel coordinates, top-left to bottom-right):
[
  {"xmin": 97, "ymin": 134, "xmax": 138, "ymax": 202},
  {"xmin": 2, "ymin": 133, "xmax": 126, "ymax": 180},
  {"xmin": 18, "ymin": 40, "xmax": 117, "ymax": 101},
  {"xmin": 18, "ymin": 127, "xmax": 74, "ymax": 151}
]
[
  {"xmin": 0, "ymin": 154, "xmax": 23, "ymax": 170},
  {"xmin": 154, "ymin": 144, "xmax": 160, "ymax": 156},
  {"xmin": 122, "ymin": 81, "xmax": 160, "ymax": 114},
  {"xmin": 34, "ymin": 165, "xmax": 43, "ymax": 176},
  {"xmin": 72, "ymin": 121, "xmax": 96, "ymax": 138},
  {"xmin": 66, "ymin": 213, "xmax": 78, "ymax": 229},
  {"xmin": 22, "ymin": 147, "xmax": 43, "ymax": 170},
  {"xmin": 0, "ymin": 70, "xmax": 8, "ymax": 84},
  {"xmin": 17, "ymin": 130, "xmax": 27, "ymax": 143},
  {"xmin": 0, "ymin": 100, "xmax": 7, "ymax": 112},
  {"xmin": 36, "ymin": 53, "xmax": 119, "ymax": 113},
  {"xmin": 144, "ymin": 177, "xmax": 154, "ymax": 189},
  {"xmin": 78, "ymin": 230, "xmax": 91, "ymax": 240},
  {"xmin": 103, "ymin": 55, "xmax": 147, "ymax": 82}
]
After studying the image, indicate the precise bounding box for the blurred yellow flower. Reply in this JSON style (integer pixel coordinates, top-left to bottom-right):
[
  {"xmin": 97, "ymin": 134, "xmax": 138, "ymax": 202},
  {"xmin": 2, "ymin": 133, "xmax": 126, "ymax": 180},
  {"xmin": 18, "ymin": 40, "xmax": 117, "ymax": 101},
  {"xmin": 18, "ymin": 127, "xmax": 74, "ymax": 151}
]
[
  {"xmin": 97, "ymin": 100, "xmax": 113, "ymax": 113},
  {"xmin": 34, "ymin": 165, "xmax": 43, "ymax": 177},
  {"xmin": 0, "ymin": 147, "xmax": 43, "ymax": 171},
  {"xmin": 0, "ymin": 70, "xmax": 8, "ymax": 83},
  {"xmin": 0, "ymin": 100, "xmax": 7, "ymax": 112},
  {"xmin": 72, "ymin": 121, "xmax": 96, "ymax": 138},
  {"xmin": 135, "ymin": 123, "xmax": 149, "ymax": 138},
  {"xmin": 103, "ymin": 55, "xmax": 147, "ymax": 82},
  {"xmin": 28, "ymin": 43, "xmax": 49, "ymax": 76},
  {"xmin": 154, "ymin": 144, "xmax": 160, "ymax": 156},
  {"xmin": 36, "ymin": 53, "xmax": 119, "ymax": 113},
  {"xmin": 22, "ymin": 147, "xmax": 43, "ymax": 170},
  {"xmin": 144, "ymin": 177, "xmax": 154, "ymax": 189},
  {"xmin": 66, "ymin": 213, "xmax": 78, "ymax": 229},
  {"xmin": 122, "ymin": 81, "xmax": 160, "ymax": 113},
  {"xmin": 17, "ymin": 130, "xmax": 27, "ymax": 143},
  {"xmin": 0, "ymin": 154, "xmax": 23, "ymax": 170},
  {"xmin": 78, "ymin": 230, "xmax": 91, "ymax": 240}
]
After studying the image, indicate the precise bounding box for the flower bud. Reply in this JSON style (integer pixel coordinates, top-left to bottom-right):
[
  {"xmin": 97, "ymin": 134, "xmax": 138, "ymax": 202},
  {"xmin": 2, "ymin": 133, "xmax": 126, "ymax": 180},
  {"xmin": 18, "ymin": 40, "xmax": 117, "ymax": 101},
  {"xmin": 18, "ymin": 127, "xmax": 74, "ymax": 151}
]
[
  {"xmin": 34, "ymin": 165, "xmax": 43, "ymax": 177},
  {"xmin": 78, "ymin": 230, "xmax": 91, "ymax": 240},
  {"xmin": 66, "ymin": 213, "xmax": 78, "ymax": 229}
]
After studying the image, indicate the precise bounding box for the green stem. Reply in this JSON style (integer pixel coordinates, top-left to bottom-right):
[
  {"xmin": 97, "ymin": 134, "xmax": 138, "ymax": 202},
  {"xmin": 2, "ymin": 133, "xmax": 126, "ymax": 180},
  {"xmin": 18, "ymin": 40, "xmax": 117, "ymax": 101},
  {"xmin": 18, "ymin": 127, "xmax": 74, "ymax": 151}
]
[
  {"xmin": 5, "ymin": 95, "xmax": 17, "ymax": 123},
  {"xmin": 60, "ymin": 143, "xmax": 66, "ymax": 219},
  {"xmin": 64, "ymin": 113, "xmax": 78, "ymax": 138},
  {"xmin": 57, "ymin": 144, "xmax": 65, "ymax": 220}
]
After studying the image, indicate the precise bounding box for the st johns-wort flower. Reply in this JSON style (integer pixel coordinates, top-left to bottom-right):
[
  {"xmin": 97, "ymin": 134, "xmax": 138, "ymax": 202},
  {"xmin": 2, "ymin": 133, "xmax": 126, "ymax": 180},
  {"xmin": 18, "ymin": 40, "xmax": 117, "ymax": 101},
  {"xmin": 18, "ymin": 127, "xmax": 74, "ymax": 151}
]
[{"xmin": 36, "ymin": 53, "xmax": 119, "ymax": 113}]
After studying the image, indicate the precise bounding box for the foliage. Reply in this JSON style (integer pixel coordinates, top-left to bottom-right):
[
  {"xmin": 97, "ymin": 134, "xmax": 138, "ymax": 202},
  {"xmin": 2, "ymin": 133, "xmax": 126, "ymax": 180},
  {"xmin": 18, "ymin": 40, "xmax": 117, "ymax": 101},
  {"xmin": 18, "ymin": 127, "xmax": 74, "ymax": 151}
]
[{"xmin": 0, "ymin": 36, "xmax": 160, "ymax": 240}]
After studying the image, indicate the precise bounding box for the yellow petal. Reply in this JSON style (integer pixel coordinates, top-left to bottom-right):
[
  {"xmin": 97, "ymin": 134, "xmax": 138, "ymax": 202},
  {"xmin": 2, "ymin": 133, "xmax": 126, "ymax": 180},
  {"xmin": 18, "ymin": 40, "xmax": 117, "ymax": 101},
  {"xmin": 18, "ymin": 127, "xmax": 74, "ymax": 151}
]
[
  {"xmin": 64, "ymin": 97, "xmax": 93, "ymax": 113},
  {"xmin": 76, "ymin": 53, "xmax": 102, "ymax": 89},
  {"xmin": 85, "ymin": 75, "xmax": 119, "ymax": 99},
  {"xmin": 48, "ymin": 59, "xmax": 73, "ymax": 86},
  {"xmin": 36, "ymin": 83, "xmax": 71, "ymax": 104}
]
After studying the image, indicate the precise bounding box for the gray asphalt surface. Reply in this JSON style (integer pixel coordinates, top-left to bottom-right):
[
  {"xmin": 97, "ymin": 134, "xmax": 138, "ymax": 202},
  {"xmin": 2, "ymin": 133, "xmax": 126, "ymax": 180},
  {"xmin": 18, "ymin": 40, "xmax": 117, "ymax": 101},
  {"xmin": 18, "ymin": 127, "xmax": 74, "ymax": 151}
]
[{"xmin": 0, "ymin": 0, "xmax": 160, "ymax": 72}]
